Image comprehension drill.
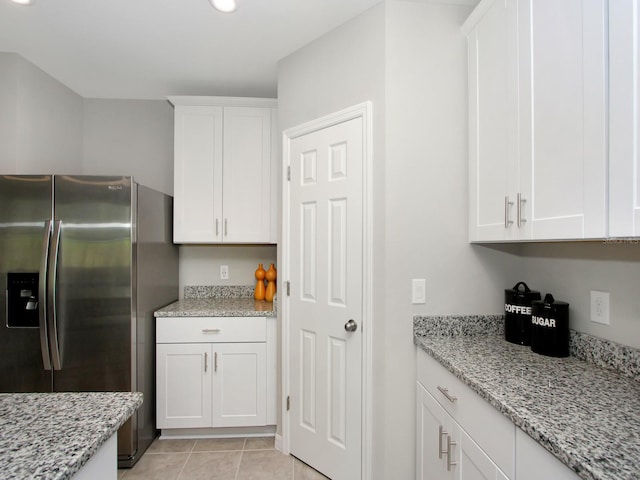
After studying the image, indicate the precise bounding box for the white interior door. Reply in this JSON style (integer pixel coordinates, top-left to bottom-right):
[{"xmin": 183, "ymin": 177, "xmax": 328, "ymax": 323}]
[{"xmin": 288, "ymin": 116, "xmax": 364, "ymax": 480}]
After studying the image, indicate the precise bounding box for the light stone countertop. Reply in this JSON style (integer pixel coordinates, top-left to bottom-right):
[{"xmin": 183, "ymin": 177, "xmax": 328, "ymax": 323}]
[
  {"xmin": 0, "ymin": 392, "xmax": 142, "ymax": 480},
  {"xmin": 154, "ymin": 297, "xmax": 276, "ymax": 317},
  {"xmin": 414, "ymin": 315, "xmax": 640, "ymax": 480}
]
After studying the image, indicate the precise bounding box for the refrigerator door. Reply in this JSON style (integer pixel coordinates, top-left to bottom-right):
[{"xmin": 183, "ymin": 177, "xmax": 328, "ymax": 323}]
[
  {"xmin": 0, "ymin": 175, "xmax": 53, "ymax": 392},
  {"xmin": 51, "ymin": 176, "xmax": 133, "ymax": 393}
]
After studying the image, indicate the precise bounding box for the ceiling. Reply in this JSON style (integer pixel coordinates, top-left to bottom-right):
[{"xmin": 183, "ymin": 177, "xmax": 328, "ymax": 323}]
[{"xmin": 0, "ymin": 0, "xmax": 383, "ymax": 100}]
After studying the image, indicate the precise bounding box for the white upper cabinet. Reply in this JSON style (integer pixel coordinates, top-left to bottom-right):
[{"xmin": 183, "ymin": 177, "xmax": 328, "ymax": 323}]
[
  {"xmin": 173, "ymin": 105, "xmax": 224, "ymax": 243},
  {"xmin": 465, "ymin": 0, "xmax": 608, "ymax": 242},
  {"xmin": 467, "ymin": 0, "xmax": 519, "ymax": 241},
  {"xmin": 170, "ymin": 97, "xmax": 278, "ymax": 244},
  {"xmin": 609, "ymin": 0, "xmax": 640, "ymax": 237},
  {"xmin": 222, "ymin": 107, "xmax": 274, "ymax": 243},
  {"xmin": 520, "ymin": 0, "xmax": 607, "ymax": 240}
]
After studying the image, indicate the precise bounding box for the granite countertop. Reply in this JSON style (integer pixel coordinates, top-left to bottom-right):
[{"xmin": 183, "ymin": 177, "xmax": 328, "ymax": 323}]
[
  {"xmin": 155, "ymin": 297, "xmax": 276, "ymax": 317},
  {"xmin": 414, "ymin": 315, "xmax": 640, "ymax": 480},
  {"xmin": 0, "ymin": 392, "xmax": 142, "ymax": 480}
]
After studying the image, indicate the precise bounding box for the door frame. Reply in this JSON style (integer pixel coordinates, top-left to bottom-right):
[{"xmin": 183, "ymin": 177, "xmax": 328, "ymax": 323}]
[{"xmin": 281, "ymin": 102, "xmax": 373, "ymax": 480}]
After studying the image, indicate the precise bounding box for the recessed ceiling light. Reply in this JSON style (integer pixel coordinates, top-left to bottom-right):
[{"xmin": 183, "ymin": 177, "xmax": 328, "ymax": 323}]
[
  {"xmin": 11, "ymin": 0, "xmax": 35, "ymax": 5},
  {"xmin": 209, "ymin": 0, "xmax": 237, "ymax": 13}
]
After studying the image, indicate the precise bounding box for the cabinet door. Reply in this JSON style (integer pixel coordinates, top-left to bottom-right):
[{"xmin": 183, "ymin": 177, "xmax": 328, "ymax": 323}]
[
  {"xmin": 467, "ymin": 0, "xmax": 519, "ymax": 242},
  {"xmin": 222, "ymin": 107, "xmax": 273, "ymax": 243},
  {"xmin": 519, "ymin": 0, "xmax": 607, "ymax": 240},
  {"xmin": 515, "ymin": 429, "xmax": 580, "ymax": 480},
  {"xmin": 456, "ymin": 425, "xmax": 509, "ymax": 480},
  {"xmin": 212, "ymin": 342, "xmax": 267, "ymax": 427},
  {"xmin": 173, "ymin": 105, "xmax": 223, "ymax": 243},
  {"xmin": 609, "ymin": 0, "xmax": 640, "ymax": 237},
  {"xmin": 156, "ymin": 343, "xmax": 212, "ymax": 429},
  {"xmin": 416, "ymin": 382, "xmax": 452, "ymax": 480}
]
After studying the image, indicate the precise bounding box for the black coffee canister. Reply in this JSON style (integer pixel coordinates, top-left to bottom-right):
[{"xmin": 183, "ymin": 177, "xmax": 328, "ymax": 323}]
[
  {"xmin": 504, "ymin": 282, "xmax": 541, "ymax": 345},
  {"xmin": 531, "ymin": 294, "xmax": 570, "ymax": 357}
]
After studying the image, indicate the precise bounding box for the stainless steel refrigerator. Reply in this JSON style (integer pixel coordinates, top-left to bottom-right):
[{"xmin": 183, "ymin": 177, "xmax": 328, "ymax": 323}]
[{"xmin": 0, "ymin": 175, "xmax": 178, "ymax": 467}]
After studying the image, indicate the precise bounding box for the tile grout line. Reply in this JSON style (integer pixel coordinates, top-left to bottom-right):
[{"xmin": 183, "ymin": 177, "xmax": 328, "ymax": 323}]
[
  {"xmin": 234, "ymin": 438, "xmax": 247, "ymax": 480},
  {"xmin": 175, "ymin": 440, "xmax": 197, "ymax": 480}
]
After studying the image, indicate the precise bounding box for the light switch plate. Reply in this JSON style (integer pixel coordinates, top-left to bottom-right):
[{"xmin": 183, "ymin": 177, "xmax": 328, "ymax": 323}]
[
  {"xmin": 590, "ymin": 290, "xmax": 610, "ymax": 325},
  {"xmin": 220, "ymin": 265, "xmax": 229, "ymax": 280},
  {"xmin": 412, "ymin": 279, "xmax": 426, "ymax": 304}
]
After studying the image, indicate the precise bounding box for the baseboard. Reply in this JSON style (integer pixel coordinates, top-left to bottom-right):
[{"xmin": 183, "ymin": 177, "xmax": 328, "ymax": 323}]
[{"xmin": 159, "ymin": 425, "xmax": 276, "ymax": 439}]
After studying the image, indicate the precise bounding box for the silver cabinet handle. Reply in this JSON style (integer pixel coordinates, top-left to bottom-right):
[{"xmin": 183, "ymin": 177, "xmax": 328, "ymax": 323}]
[
  {"xmin": 446, "ymin": 435, "xmax": 457, "ymax": 471},
  {"xmin": 438, "ymin": 425, "xmax": 447, "ymax": 459},
  {"xmin": 216, "ymin": 219, "xmax": 219, "ymax": 236},
  {"xmin": 214, "ymin": 351, "xmax": 218, "ymax": 372},
  {"xmin": 437, "ymin": 386, "xmax": 458, "ymax": 403},
  {"xmin": 224, "ymin": 219, "xmax": 228, "ymax": 237},
  {"xmin": 39, "ymin": 220, "xmax": 52, "ymax": 371},
  {"xmin": 202, "ymin": 329, "xmax": 221, "ymax": 334},
  {"xmin": 504, "ymin": 196, "xmax": 514, "ymax": 228},
  {"xmin": 517, "ymin": 193, "xmax": 527, "ymax": 227},
  {"xmin": 204, "ymin": 352, "xmax": 208, "ymax": 372}
]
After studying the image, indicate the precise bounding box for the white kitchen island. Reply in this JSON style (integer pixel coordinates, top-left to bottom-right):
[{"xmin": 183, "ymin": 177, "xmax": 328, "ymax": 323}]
[{"xmin": 0, "ymin": 392, "xmax": 142, "ymax": 480}]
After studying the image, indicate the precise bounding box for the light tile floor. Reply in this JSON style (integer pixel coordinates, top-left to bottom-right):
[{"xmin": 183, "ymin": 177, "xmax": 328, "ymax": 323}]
[{"xmin": 118, "ymin": 437, "xmax": 330, "ymax": 480}]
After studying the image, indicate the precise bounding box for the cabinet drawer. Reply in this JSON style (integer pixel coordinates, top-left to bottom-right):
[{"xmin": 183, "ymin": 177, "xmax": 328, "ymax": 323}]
[
  {"xmin": 417, "ymin": 349, "xmax": 515, "ymax": 478},
  {"xmin": 157, "ymin": 317, "xmax": 266, "ymax": 343}
]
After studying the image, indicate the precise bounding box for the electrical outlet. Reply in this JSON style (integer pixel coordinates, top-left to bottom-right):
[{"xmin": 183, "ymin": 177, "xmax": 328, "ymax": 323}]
[
  {"xmin": 220, "ymin": 265, "xmax": 229, "ymax": 280},
  {"xmin": 412, "ymin": 279, "xmax": 426, "ymax": 304},
  {"xmin": 590, "ymin": 290, "xmax": 610, "ymax": 325}
]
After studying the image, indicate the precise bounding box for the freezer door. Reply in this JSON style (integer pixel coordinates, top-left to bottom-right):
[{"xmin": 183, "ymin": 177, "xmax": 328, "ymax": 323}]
[
  {"xmin": 0, "ymin": 175, "xmax": 53, "ymax": 392},
  {"xmin": 51, "ymin": 176, "xmax": 133, "ymax": 393}
]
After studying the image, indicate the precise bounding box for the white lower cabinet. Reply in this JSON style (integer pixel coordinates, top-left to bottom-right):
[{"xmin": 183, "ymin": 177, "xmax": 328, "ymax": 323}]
[
  {"xmin": 417, "ymin": 382, "xmax": 509, "ymax": 480},
  {"xmin": 417, "ymin": 349, "xmax": 580, "ymax": 480},
  {"xmin": 212, "ymin": 342, "xmax": 266, "ymax": 427},
  {"xmin": 157, "ymin": 343, "xmax": 213, "ymax": 429},
  {"xmin": 416, "ymin": 383, "xmax": 452, "ymax": 479},
  {"xmin": 457, "ymin": 426, "xmax": 510, "ymax": 480},
  {"xmin": 157, "ymin": 317, "xmax": 273, "ymax": 431},
  {"xmin": 515, "ymin": 429, "xmax": 580, "ymax": 480}
]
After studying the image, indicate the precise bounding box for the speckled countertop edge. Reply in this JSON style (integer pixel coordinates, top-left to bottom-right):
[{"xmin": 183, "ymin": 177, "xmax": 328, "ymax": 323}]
[
  {"xmin": 154, "ymin": 297, "xmax": 276, "ymax": 317},
  {"xmin": 0, "ymin": 392, "xmax": 142, "ymax": 480},
  {"xmin": 414, "ymin": 315, "xmax": 640, "ymax": 480}
]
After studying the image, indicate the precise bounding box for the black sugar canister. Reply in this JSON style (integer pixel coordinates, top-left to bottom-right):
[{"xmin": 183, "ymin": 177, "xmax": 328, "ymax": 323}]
[
  {"xmin": 504, "ymin": 282, "xmax": 541, "ymax": 345},
  {"xmin": 531, "ymin": 294, "xmax": 570, "ymax": 357}
]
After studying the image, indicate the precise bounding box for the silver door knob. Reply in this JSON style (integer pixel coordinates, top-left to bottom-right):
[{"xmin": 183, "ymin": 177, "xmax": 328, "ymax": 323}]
[{"xmin": 344, "ymin": 319, "xmax": 358, "ymax": 332}]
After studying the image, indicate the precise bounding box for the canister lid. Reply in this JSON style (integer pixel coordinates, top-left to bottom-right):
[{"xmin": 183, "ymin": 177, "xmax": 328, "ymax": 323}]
[
  {"xmin": 532, "ymin": 293, "xmax": 569, "ymax": 307},
  {"xmin": 505, "ymin": 281, "xmax": 540, "ymax": 297}
]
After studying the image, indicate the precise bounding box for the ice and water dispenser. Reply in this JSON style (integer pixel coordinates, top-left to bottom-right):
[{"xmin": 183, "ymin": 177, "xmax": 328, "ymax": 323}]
[{"xmin": 6, "ymin": 272, "xmax": 39, "ymax": 328}]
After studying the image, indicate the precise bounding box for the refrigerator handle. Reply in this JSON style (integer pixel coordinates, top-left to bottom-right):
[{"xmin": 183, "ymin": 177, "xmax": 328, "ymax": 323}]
[
  {"xmin": 39, "ymin": 220, "xmax": 53, "ymax": 371},
  {"xmin": 47, "ymin": 220, "xmax": 63, "ymax": 370}
]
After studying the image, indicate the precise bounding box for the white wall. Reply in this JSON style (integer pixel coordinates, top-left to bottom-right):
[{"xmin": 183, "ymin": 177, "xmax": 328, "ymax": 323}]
[
  {"xmin": 384, "ymin": 2, "xmax": 521, "ymax": 478},
  {"xmin": 0, "ymin": 52, "xmax": 83, "ymax": 174},
  {"xmin": 179, "ymin": 245, "xmax": 277, "ymax": 298},
  {"xmin": 518, "ymin": 242, "xmax": 640, "ymax": 349},
  {"xmin": 82, "ymin": 99, "xmax": 174, "ymax": 195}
]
